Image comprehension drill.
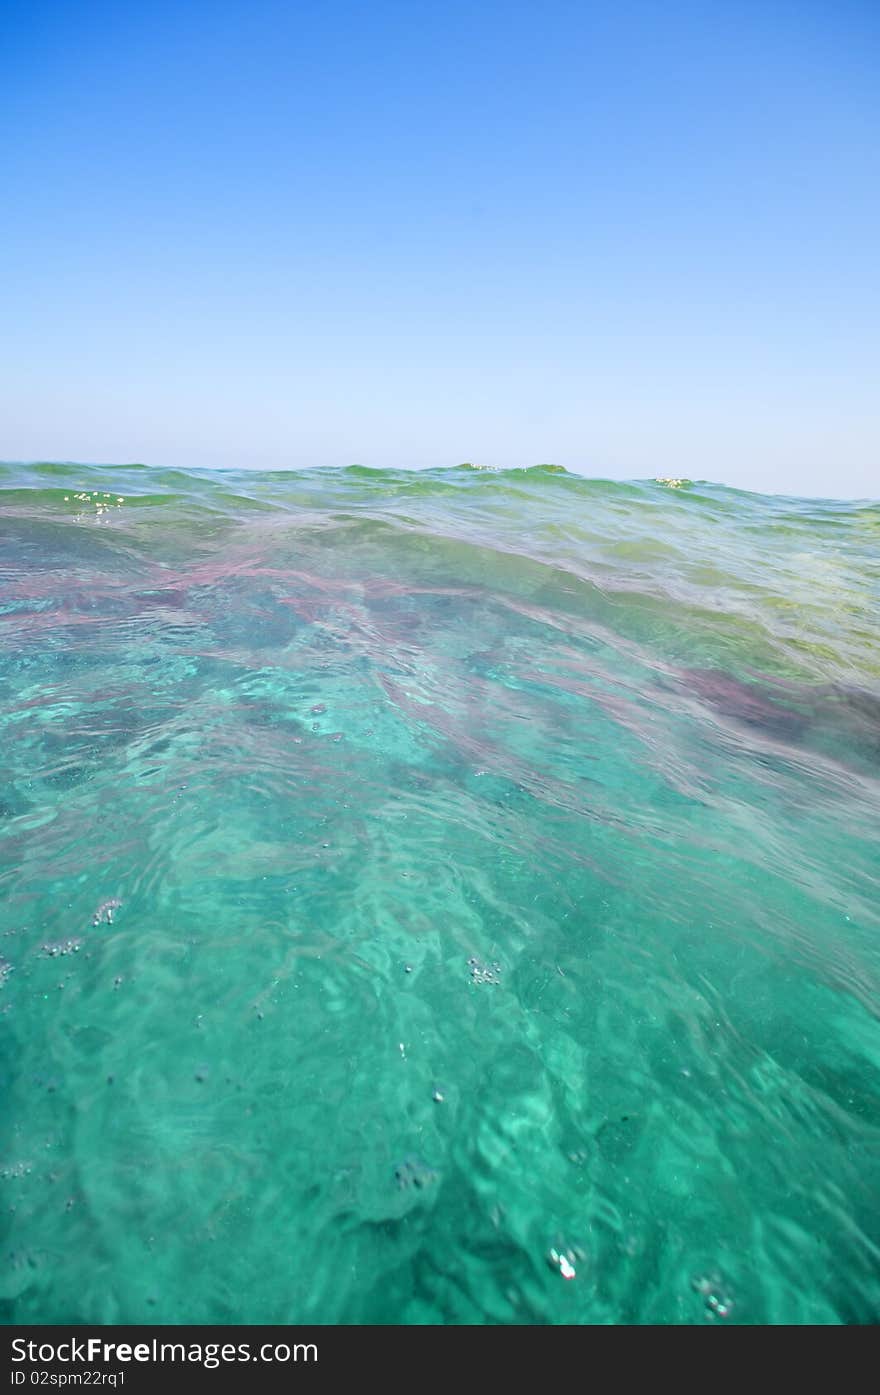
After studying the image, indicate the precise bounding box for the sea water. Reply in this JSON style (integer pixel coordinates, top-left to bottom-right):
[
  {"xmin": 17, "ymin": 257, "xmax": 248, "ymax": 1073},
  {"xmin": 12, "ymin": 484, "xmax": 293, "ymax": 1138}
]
[{"xmin": 1, "ymin": 461, "xmax": 878, "ymax": 1324}]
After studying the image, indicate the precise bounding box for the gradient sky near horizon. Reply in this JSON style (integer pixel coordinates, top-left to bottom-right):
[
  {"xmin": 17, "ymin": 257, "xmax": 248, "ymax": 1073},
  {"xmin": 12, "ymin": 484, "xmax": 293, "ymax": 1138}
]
[{"xmin": 2, "ymin": 0, "xmax": 878, "ymax": 497}]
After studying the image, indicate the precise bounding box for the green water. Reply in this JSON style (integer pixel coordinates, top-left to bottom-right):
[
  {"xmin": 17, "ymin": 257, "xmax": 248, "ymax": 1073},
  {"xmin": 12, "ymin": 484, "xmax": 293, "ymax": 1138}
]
[{"xmin": 1, "ymin": 460, "xmax": 878, "ymax": 1324}]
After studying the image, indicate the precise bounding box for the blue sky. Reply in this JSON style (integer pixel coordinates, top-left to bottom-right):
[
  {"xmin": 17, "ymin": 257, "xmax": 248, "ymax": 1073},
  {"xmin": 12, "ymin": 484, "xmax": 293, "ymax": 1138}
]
[{"xmin": 2, "ymin": 0, "xmax": 878, "ymax": 496}]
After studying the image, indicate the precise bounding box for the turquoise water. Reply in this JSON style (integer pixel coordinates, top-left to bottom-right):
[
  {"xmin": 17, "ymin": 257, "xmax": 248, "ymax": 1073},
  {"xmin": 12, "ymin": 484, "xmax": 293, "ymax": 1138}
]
[{"xmin": 1, "ymin": 460, "xmax": 878, "ymax": 1325}]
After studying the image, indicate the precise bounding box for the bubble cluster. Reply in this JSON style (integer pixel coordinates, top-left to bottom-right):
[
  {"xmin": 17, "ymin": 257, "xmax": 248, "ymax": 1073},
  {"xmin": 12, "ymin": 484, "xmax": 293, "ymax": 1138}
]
[
  {"xmin": 65, "ymin": 490, "xmax": 126, "ymax": 519},
  {"xmin": 0, "ymin": 1162, "xmax": 32, "ymax": 1180},
  {"xmin": 91, "ymin": 898, "xmax": 122, "ymax": 927},
  {"xmin": 41, "ymin": 939, "xmax": 83, "ymax": 959},
  {"xmin": 468, "ymin": 956, "xmax": 501, "ymax": 985},
  {"xmin": 691, "ymin": 1272, "xmax": 735, "ymax": 1320},
  {"xmin": 547, "ymin": 1247, "xmax": 577, "ymax": 1280}
]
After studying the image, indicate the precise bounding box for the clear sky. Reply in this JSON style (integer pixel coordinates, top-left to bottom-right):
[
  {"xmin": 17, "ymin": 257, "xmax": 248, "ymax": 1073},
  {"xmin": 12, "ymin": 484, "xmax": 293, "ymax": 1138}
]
[{"xmin": 1, "ymin": 0, "xmax": 878, "ymax": 496}]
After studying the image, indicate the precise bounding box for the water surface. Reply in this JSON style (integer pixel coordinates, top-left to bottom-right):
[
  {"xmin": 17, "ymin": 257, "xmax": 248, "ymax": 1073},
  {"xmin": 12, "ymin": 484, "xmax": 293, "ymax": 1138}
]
[{"xmin": 1, "ymin": 461, "xmax": 878, "ymax": 1323}]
